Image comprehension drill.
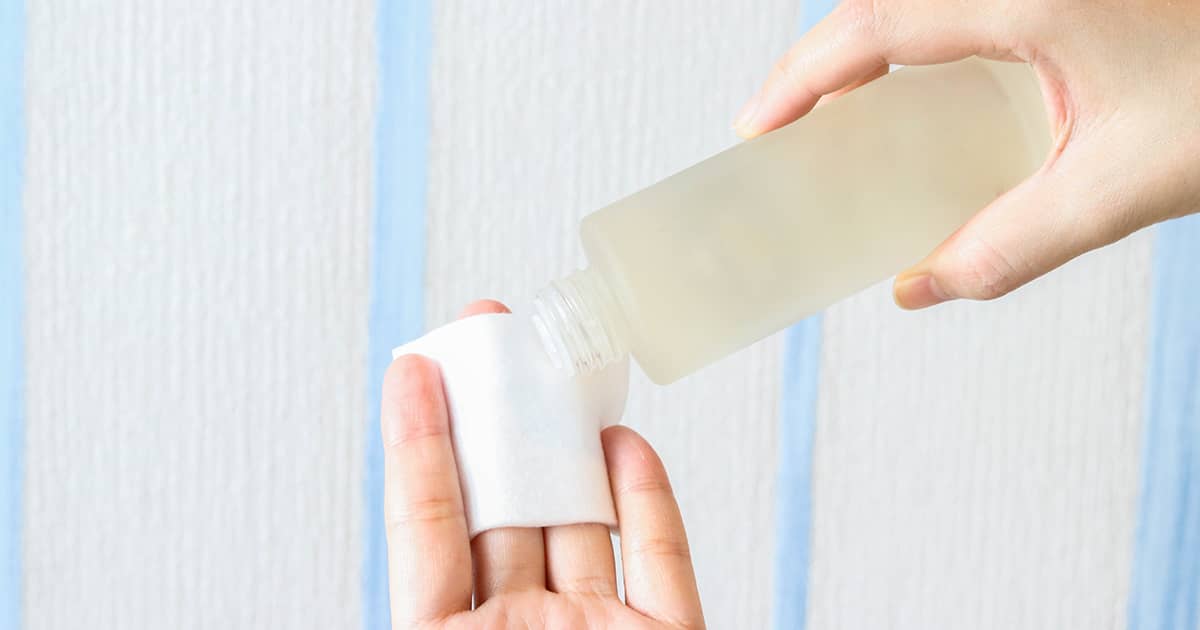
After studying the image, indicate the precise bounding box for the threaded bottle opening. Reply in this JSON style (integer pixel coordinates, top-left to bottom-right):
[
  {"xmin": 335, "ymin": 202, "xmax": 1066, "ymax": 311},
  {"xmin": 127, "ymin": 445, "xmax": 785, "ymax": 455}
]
[{"xmin": 532, "ymin": 269, "xmax": 627, "ymax": 376}]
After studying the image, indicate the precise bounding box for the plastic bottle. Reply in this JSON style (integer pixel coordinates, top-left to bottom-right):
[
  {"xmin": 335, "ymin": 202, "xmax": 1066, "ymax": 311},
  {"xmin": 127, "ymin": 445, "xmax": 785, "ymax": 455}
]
[{"xmin": 532, "ymin": 58, "xmax": 1051, "ymax": 385}]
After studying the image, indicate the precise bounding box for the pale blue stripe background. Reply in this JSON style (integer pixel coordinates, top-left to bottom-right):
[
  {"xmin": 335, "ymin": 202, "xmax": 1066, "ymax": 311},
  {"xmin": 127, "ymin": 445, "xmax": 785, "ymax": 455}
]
[
  {"xmin": 1129, "ymin": 214, "xmax": 1200, "ymax": 630},
  {"xmin": 364, "ymin": 0, "xmax": 432, "ymax": 628},
  {"xmin": 800, "ymin": 0, "xmax": 840, "ymax": 29},
  {"xmin": 773, "ymin": 317, "xmax": 825, "ymax": 630},
  {"xmin": 0, "ymin": 0, "xmax": 24, "ymax": 627},
  {"xmin": 772, "ymin": 2, "xmax": 837, "ymax": 627}
]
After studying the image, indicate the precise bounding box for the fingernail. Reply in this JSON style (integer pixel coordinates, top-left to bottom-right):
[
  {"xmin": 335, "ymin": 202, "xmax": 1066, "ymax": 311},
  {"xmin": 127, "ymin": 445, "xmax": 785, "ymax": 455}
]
[
  {"xmin": 894, "ymin": 274, "xmax": 952, "ymax": 310},
  {"xmin": 733, "ymin": 92, "xmax": 762, "ymax": 135}
]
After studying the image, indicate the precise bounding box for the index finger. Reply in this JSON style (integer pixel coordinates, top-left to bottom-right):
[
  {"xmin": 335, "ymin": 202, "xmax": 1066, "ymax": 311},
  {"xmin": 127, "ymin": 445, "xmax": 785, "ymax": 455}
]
[
  {"xmin": 382, "ymin": 354, "xmax": 472, "ymax": 625},
  {"xmin": 735, "ymin": 0, "xmax": 993, "ymax": 138},
  {"xmin": 383, "ymin": 298, "xmax": 516, "ymax": 625}
]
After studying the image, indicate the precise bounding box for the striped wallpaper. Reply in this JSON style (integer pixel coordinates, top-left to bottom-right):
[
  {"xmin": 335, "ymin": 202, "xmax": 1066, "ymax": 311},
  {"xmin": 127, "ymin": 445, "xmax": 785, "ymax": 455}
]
[
  {"xmin": 1, "ymin": 0, "xmax": 25, "ymax": 628},
  {"xmin": 772, "ymin": 5, "xmax": 838, "ymax": 630},
  {"xmin": 1, "ymin": 2, "xmax": 1198, "ymax": 629},
  {"xmin": 1130, "ymin": 214, "xmax": 1200, "ymax": 630},
  {"xmin": 364, "ymin": 1, "xmax": 431, "ymax": 628}
]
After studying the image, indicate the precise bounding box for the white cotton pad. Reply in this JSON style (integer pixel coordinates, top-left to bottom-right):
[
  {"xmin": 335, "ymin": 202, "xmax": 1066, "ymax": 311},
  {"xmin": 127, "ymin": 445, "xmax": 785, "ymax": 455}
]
[{"xmin": 392, "ymin": 312, "xmax": 629, "ymax": 537}]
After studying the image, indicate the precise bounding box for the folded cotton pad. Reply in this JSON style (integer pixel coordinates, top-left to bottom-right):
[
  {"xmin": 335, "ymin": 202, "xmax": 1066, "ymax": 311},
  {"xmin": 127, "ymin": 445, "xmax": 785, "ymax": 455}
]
[{"xmin": 392, "ymin": 312, "xmax": 630, "ymax": 537}]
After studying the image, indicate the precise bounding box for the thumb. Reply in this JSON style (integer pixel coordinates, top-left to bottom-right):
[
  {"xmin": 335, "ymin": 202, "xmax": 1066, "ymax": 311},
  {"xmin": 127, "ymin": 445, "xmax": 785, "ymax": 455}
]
[{"xmin": 893, "ymin": 138, "xmax": 1143, "ymax": 309}]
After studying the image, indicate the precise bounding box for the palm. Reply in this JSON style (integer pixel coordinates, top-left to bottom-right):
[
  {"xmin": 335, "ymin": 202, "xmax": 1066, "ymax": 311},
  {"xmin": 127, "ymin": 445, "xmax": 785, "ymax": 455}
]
[
  {"xmin": 439, "ymin": 592, "xmax": 685, "ymax": 630},
  {"xmin": 382, "ymin": 301, "xmax": 704, "ymax": 630}
]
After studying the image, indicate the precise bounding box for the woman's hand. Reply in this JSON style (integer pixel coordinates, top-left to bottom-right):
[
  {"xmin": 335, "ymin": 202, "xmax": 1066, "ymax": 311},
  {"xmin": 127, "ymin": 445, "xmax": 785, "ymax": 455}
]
[
  {"xmin": 382, "ymin": 299, "xmax": 705, "ymax": 630},
  {"xmin": 736, "ymin": 0, "xmax": 1200, "ymax": 309}
]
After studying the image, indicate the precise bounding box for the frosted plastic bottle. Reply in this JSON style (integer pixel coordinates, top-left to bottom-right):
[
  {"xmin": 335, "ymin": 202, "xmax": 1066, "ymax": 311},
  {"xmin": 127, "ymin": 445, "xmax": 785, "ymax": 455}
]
[{"xmin": 532, "ymin": 58, "xmax": 1051, "ymax": 385}]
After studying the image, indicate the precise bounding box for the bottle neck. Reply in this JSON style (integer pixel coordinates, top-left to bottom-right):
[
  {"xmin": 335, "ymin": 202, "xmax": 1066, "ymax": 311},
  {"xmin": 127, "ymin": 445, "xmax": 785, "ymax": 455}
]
[{"xmin": 532, "ymin": 268, "xmax": 628, "ymax": 376}]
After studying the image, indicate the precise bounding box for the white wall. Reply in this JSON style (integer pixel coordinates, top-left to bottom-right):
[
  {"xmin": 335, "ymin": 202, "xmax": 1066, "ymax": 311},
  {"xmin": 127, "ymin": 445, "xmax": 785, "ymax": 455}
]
[
  {"xmin": 811, "ymin": 234, "xmax": 1152, "ymax": 630},
  {"xmin": 24, "ymin": 2, "xmax": 375, "ymax": 627},
  {"xmin": 17, "ymin": 2, "xmax": 1158, "ymax": 629}
]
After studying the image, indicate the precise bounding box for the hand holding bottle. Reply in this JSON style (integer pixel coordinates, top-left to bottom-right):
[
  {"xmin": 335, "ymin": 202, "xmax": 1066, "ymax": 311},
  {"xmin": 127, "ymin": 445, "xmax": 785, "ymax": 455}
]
[{"xmin": 735, "ymin": 0, "xmax": 1200, "ymax": 309}]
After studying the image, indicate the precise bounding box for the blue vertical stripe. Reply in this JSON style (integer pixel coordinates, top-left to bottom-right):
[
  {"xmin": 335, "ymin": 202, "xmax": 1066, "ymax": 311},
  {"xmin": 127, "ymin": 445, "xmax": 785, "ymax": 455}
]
[
  {"xmin": 799, "ymin": 0, "xmax": 840, "ymax": 30},
  {"xmin": 772, "ymin": 3, "xmax": 837, "ymax": 629},
  {"xmin": 364, "ymin": 1, "xmax": 432, "ymax": 628},
  {"xmin": 0, "ymin": 1, "xmax": 25, "ymax": 628},
  {"xmin": 773, "ymin": 317, "xmax": 824, "ymax": 630},
  {"xmin": 1129, "ymin": 215, "xmax": 1200, "ymax": 630}
]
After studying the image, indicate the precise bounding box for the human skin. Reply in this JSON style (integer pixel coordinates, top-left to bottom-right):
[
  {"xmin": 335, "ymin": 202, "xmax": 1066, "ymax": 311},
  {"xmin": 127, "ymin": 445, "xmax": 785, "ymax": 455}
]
[
  {"xmin": 735, "ymin": 0, "xmax": 1200, "ymax": 309},
  {"xmin": 383, "ymin": 299, "xmax": 705, "ymax": 630}
]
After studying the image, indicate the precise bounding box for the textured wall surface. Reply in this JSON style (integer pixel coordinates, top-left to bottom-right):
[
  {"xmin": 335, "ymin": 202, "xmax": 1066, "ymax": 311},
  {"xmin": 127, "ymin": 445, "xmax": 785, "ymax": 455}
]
[
  {"xmin": 23, "ymin": 2, "xmax": 376, "ymax": 627},
  {"xmin": 424, "ymin": 3, "xmax": 799, "ymax": 628},
  {"xmin": 809, "ymin": 232, "xmax": 1153, "ymax": 630}
]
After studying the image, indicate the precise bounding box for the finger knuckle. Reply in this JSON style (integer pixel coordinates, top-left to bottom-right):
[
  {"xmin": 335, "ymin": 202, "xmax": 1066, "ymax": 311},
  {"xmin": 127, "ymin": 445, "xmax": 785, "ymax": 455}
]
[
  {"xmin": 616, "ymin": 474, "xmax": 674, "ymax": 499},
  {"xmin": 386, "ymin": 495, "xmax": 462, "ymax": 532},
  {"xmin": 382, "ymin": 407, "xmax": 449, "ymax": 451},
  {"xmin": 953, "ymin": 237, "xmax": 1023, "ymax": 300},
  {"xmin": 1037, "ymin": 0, "xmax": 1082, "ymax": 13},
  {"xmin": 672, "ymin": 618, "xmax": 707, "ymax": 630},
  {"xmin": 631, "ymin": 535, "xmax": 692, "ymax": 562},
  {"xmin": 841, "ymin": 0, "xmax": 887, "ymax": 41},
  {"xmin": 772, "ymin": 54, "xmax": 804, "ymax": 93},
  {"xmin": 560, "ymin": 574, "xmax": 617, "ymax": 597}
]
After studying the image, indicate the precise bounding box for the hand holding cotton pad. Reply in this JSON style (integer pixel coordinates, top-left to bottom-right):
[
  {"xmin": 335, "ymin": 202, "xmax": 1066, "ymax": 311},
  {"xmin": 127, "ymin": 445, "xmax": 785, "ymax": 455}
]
[{"xmin": 392, "ymin": 312, "xmax": 630, "ymax": 537}]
